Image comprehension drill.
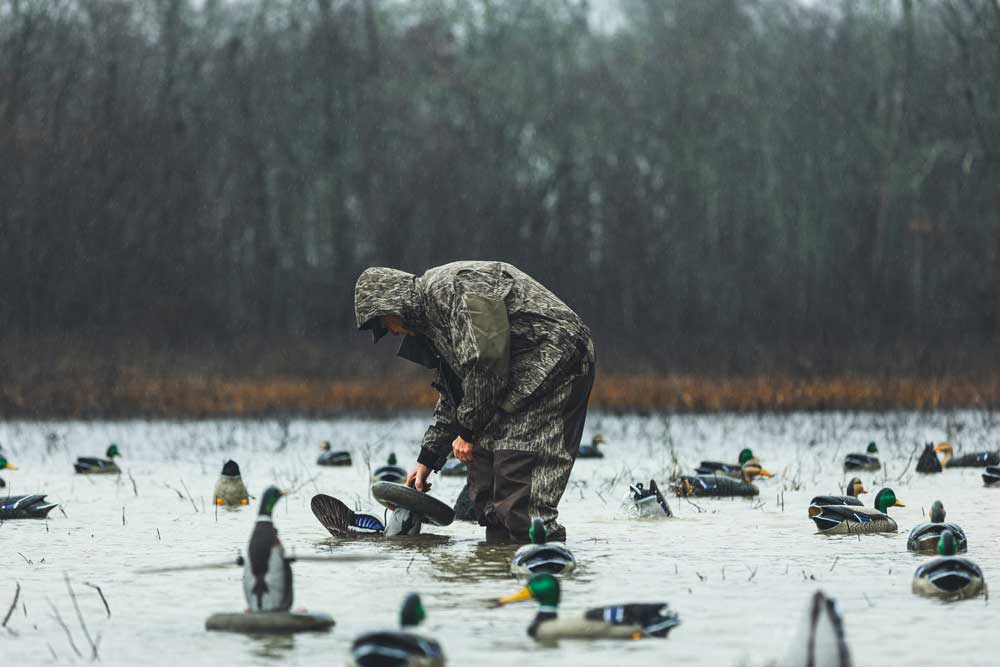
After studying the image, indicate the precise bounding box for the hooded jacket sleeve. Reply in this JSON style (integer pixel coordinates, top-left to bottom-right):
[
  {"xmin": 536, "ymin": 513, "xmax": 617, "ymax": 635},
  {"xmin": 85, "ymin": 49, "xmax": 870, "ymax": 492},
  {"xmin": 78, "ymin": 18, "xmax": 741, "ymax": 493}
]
[{"xmin": 417, "ymin": 388, "xmax": 459, "ymax": 470}]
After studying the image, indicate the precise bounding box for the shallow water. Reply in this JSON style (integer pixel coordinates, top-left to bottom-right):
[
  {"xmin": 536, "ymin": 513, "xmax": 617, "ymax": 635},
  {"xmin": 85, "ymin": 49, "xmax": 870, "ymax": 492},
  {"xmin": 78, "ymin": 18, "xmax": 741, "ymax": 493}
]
[{"xmin": 1, "ymin": 412, "xmax": 998, "ymax": 667}]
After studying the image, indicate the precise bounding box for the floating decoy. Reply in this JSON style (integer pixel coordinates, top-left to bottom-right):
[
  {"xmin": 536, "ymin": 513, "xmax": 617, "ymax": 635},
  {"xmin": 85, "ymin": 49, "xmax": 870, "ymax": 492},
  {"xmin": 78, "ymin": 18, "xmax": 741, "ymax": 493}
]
[
  {"xmin": 510, "ymin": 517, "xmax": 577, "ymax": 577},
  {"xmin": 843, "ymin": 442, "xmax": 879, "ymax": 471},
  {"xmin": 373, "ymin": 453, "xmax": 407, "ymax": 483},
  {"xmin": 494, "ymin": 573, "xmax": 681, "ymax": 640},
  {"xmin": 317, "ymin": 441, "xmax": 352, "ymax": 467},
  {"xmin": 0, "ymin": 456, "xmax": 59, "ymax": 520},
  {"xmin": 214, "ymin": 460, "xmax": 249, "ymax": 506},
  {"xmin": 934, "ymin": 441, "xmax": 999, "ymax": 468},
  {"xmin": 782, "ymin": 590, "xmax": 852, "ymax": 667},
  {"xmin": 810, "ymin": 488, "xmax": 904, "ymax": 535},
  {"xmin": 912, "ymin": 529, "xmax": 984, "ymax": 600},
  {"xmin": 453, "ymin": 484, "xmax": 476, "ymax": 522},
  {"xmin": 244, "ymin": 487, "xmax": 292, "ymax": 612},
  {"xmin": 915, "ymin": 442, "xmax": 942, "ymax": 473},
  {"xmin": 807, "ymin": 478, "xmax": 867, "ymax": 516},
  {"xmin": 983, "ymin": 466, "xmax": 1000, "ymax": 486},
  {"xmin": 577, "ymin": 435, "xmax": 606, "ymax": 459},
  {"xmin": 439, "ymin": 457, "xmax": 467, "ymax": 477},
  {"xmin": 349, "ymin": 593, "xmax": 445, "ymax": 667},
  {"xmin": 907, "ymin": 500, "xmax": 967, "ymax": 553},
  {"xmin": 311, "ymin": 493, "xmax": 386, "ymax": 536},
  {"xmin": 695, "ymin": 447, "xmax": 756, "ymax": 476},
  {"xmin": 671, "ymin": 461, "xmax": 774, "ymax": 498},
  {"xmin": 74, "ymin": 444, "xmax": 122, "ymax": 474},
  {"xmin": 628, "ymin": 480, "xmax": 673, "ymax": 517}
]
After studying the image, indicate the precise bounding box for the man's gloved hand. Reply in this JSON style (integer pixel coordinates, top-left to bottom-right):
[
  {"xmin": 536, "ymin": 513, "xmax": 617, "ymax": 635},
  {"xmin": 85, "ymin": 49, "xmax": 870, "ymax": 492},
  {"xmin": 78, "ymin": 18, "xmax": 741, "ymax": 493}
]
[
  {"xmin": 406, "ymin": 463, "xmax": 432, "ymax": 492},
  {"xmin": 452, "ymin": 435, "xmax": 475, "ymax": 463}
]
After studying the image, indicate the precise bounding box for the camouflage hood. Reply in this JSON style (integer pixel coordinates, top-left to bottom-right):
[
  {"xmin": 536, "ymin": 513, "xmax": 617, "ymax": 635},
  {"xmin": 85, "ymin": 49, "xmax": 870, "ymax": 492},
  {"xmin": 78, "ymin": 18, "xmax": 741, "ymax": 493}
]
[{"xmin": 354, "ymin": 267, "xmax": 426, "ymax": 342}]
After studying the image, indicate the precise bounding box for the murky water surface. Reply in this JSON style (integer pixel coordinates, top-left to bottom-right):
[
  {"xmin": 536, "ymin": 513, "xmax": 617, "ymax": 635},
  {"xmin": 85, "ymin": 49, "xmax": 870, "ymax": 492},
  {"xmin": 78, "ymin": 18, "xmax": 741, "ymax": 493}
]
[{"xmin": 2, "ymin": 412, "xmax": 998, "ymax": 666}]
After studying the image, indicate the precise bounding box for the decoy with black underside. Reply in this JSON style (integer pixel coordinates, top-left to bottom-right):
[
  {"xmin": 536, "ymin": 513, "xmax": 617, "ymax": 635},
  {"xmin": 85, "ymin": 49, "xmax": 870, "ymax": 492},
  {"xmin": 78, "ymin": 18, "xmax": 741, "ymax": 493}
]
[
  {"xmin": 912, "ymin": 530, "xmax": 984, "ymax": 600},
  {"xmin": 349, "ymin": 593, "xmax": 445, "ymax": 667}
]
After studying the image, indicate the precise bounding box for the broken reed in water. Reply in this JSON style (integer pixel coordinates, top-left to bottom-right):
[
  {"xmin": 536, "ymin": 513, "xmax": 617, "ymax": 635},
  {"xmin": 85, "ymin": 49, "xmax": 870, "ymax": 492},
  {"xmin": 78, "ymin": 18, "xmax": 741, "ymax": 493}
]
[{"xmin": 4, "ymin": 372, "xmax": 1000, "ymax": 418}]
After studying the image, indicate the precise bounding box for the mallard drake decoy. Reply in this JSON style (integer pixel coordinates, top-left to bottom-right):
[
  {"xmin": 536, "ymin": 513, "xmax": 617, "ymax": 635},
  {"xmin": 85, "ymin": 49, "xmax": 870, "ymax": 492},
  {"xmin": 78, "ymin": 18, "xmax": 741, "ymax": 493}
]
[
  {"xmin": 695, "ymin": 447, "xmax": 756, "ymax": 477},
  {"xmin": 0, "ymin": 452, "xmax": 12, "ymax": 488},
  {"xmin": 244, "ymin": 486, "xmax": 293, "ymax": 612},
  {"xmin": 1, "ymin": 494, "xmax": 60, "ymax": 520},
  {"xmin": 983, "ymin": 465, "xmax": 1000, "ymax": 486},
  {"xmin": 810, "ymin": 488, "xmax": 904, "ymax": 535},
  {"xmin": 843, "ymin": 442, "xmax": 879, "ymax": 471},
  {"xmin": 439, "ymin": 457, "xmax": 467, "ymax": 477},
  {"xmin": 912, "ymin": 529, "xmax": 984, "ymax": 600},
  {"xmin": 453, "ymin": 484, "xmax": 476, "ymax": 522},
  {"xmin": 907, "ymin": 500, "xmax": 967, "ymax": 553},
  {"xmin": 214, "ymin": 460, "xmax": 249, "ymax": 506},
  {"xmin": 373, "ymin": 453, "xmax": 408, "ymax": 483},
  {"xmin": 934, "ymin": 441, "xmax": 999, "ymax": 468},
  {"xmin": 495, "ymin": 573, "xmax": 680, "ymax": 640},
  {"xmin": 311, "ymin": 493, "xmax": 385, "ymax": 536},
  {"xmin": 915, "ymin": 442, "xmax": 942, "ymax": 473},
  {"xmin": 74, "ymin": 444, "xmax": 122, "ymax": 474},
  {"xmin": 807, "ymin": 478, "xmax": 867, "ymax": 517},
  {"xmin": 317, "ymin": 441, "xmax": 352, "ymax": 466},
  {"xmin": 349, "ymin": 593, "xmax": 445, "ymax": 667},
  {"xmin": 628, "ymin": 480, "xmax": 673, "ymax": 517},
  {"xmin": 511, "ymin": 518, "xmax": 577, "ymax": 577},
  {"xmin": 782, "ymin": 590, "xmax": 853, "ymax": 667},
  {"xmin": 671, "ymin": 461, "xmax": 774, "ymax": 498},
  {"xmin": 577, "ymin": 435, "xmax": 606, "ymax": 459}
]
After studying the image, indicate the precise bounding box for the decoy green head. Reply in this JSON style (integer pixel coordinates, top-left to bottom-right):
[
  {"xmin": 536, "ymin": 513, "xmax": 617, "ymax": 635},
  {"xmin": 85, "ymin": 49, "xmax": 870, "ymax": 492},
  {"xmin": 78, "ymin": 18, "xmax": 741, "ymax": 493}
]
[
  {"xmin": 320, "ymin": 441, "xmax": 331, "ymax": 451},
  {"xmin": 106, "ymin": 444, "xmax": 121, "ymax": 459},
  {"xmin": 866, "ymin": 442, "xmax": 878, "ymax": 454},
  {"xmin": 738, "ymin": 448, "xmax": 755, "ymax": 465},
  {"xmin": 0, "ymin": 455, "xmax": 15, "ymax": 470},
  {"xmin": 873, "ymin": 488, "xmax": 904, "ymax": 513},
  {"xmin": 528, "ymin": 517, "xmax": 547, "ymax": 545},
  {"xmin": 497, "ymin": 573, "xmax": 560, "ymax": 608},
  {"xmin": 937, "ymin": 529, "xmax": 958, "ymax": 556},
  {"xmin": 400, "ymin": 593, "xmax": 426, "ymax": 628},
  {"xmin": 846, "ymin": 478, "xmax": 867, "ymax": 497},
  {"xmin": 929, "ymin": 500, "xmax": 945, "ymax": 523},
  {"xmin": 387, "ymin": 453, "xmax": 397, "ymax": 465},
  {"xmin": 259, "ymin": 486, "xmax": 285, "ymax": 515}
]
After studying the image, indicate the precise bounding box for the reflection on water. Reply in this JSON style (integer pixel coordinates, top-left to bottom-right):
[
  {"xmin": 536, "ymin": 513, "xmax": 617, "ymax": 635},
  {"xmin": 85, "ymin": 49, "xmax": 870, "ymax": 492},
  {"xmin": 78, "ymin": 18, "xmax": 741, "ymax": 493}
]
[{"xmin": 1, "ymin": 412, "xmax": 999, "ymax": 667}]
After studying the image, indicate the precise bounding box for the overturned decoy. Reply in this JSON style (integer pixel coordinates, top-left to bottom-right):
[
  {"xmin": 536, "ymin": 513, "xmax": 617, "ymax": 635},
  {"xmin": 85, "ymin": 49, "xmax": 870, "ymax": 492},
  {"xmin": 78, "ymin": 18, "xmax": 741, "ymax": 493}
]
[
  {"xmin": 317, "ymin": 441, "xmax": 352, "ymax": 467},
  {"xmin": 349, "ymin": 593, "xmax": 445, "ymax": 667},
  {"xmin": 983, "ymin": 465, "xmax": 1000, "ymax": 487},
  {"xmin": 912, "ymin": 529, "xmax": 984, "ymax": 600},
  {"xmin": 510, "ymin": 518, "xmax": 577, "ymax": 577},
  {"xmin": 915, "ymin": 442, "xmax": 942, "ymax": 474},
  {"xmin": 311, "ymin": 494, "xmax": 386, "ymax": 536},
  {"xmin": 214, "ymin": 460, "xmax": 249, "ymax": 506},
  {"xmin": 808, "ymin": 478, "xmax": 867, "ymax": 518},
  {"xmin": 628, "ymin": 480, "xmax": 673, "ymax": 517},
  {"xmin": 695, "ymin": 447, "xmax": 757, "ymax": 477},
  {"xmin": 782, "ymin": 590, "xmax": 853, "ymax": 667},
  {"xmin": 453, "ymin": 484, "xmax": 476, "ymax": 522},
  {"xmin": 934, "ymin": 441, "xmax": 999, "ymax": 468},
  {"xmin": 810, "ymin": 488, "xmax": 904, "ymax": 535},
  {"xmin": 907, "ymin": 500, "xmax": 967, "ymax": 553},
  {"xmin": 671, "ymin": 461, "xmax": 773, "ymax": 498},
  {"xmin": 495, "ymin": 573, "xmax": 681, "ymax": 640},
  {"xmin": 373, "ymin": 453, "xmax": 407, "ymax": 483},
  {"xmin": 577, "ymin": 435, "xmax": 606, "ymax": 459},
  {"xmin": 372, "ymin": 481, "xmax": 455, "ymax": 532},
  {"xmin": 74, "ymin": 444, "xmax": 121, "ymax": 474},
  {"xmin": 843, "ymin": 442, "xmax": 879, "ymax": 472}
]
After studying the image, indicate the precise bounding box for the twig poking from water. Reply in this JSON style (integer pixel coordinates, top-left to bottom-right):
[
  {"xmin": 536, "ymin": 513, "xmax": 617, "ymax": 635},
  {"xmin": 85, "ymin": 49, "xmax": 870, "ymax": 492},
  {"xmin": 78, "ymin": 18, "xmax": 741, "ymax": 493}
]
[
  {"xmin": 64, "ymin": 573, "xmax": 99, "ymax": 659},
  {"xmin": 163, "ymin": 483, "xmax": 185, "ymax": 500},
  {"xmin": 179, "ymin": 479, "xmax": 199, "ymax": 513},
  {"xmin": 894, "ymin": 444, "xmax": 919, "ymax": 482},
  {"xmin": 674, "ymin": 563, "xmax": 678, "ymax": 575},
  {"xmin": 721, "ymin": 566, "xmax": 725, "ymax": 581},
  {"xmin": 83, "ymin": 582, "xmax": 111, "ymax": 618},
  {"xmin": 156, "ymin": 528, "xmax": 161, "ymax": 541},
  {"xmin": 122, "ymin": 506, "xmax": 126, "ymax": 526},
  {"xmin": 16, "ymin": 552, "xmax": 31, "ymax": 565},
  {"xmin": 682, "ymin": 497, "xmax": 704, "ymax": 513},
  {"xmin": 406, "ymin": 557, "xmax": 415, "ymax": 574},
  {"xmin": 48, "ymin": 600, "xmax": 82, "ymax": 658},
  {"xmin": 59, "ymin": 507, "xmax": 68, "ymax": 519},
  {"xmin": 747, "ymin": 567, "xmax": 758, "ymax": 582},
  {"xmin": 695, "ymin": 571, "xmax": 705, "ymax": 582},
  {"xmin": 830, "ymin": 556, "xmax": 839, "ymax": 572},
  {"xmin": 863, "ymin": 593, "xmax": 874, "ymax": 607},
  {"xmin": 47, "ymin": 643, "xmax": 58, "ymax": 660},
  {"xmin": 128, "ymin": 471, "xmax": 138, "ymax": 497},
  {"xmin": 2, "ymin": 582, "xmax": 20, "ymax": 627}
]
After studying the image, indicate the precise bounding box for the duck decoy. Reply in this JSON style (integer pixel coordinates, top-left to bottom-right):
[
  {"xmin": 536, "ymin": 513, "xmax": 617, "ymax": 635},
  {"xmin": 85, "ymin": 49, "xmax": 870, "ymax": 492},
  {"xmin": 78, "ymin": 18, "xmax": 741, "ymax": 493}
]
[
  {"xmin": 915, "ymin": 442, "xmax": 942, "ymax": 473},
  {"xmin": 810, "ymin": 488, "xmax": 904, "ymax": 535},
  {"xmin": 0, "ymin": 451, "xmax": 11, "ymax": 489},
  {"xmin": 1, "ymin": 494, "xmax": 59, "ymax": 520},
  {"xmin": 695, "ymin": 448, "xmax": 757, "ymax": 477},
  {"xmin": 494, "ymin": 573, "xmax": 681, "ymax": 640},
  {"xmin": 510, "ymin": 517, "xmax": 577, "ymax": 577},
  {"xmin": 628, "ymin": 480, "xmax": 673, "ymax": 517},
  {"xmin": 912, "ymin": 529, "xmax": 984, "ymax": 600},
  {"xmin": 311, "ymin": 493, "xmax": 386, "ymax": 536},
  {"xmin": 933, "ymin": 441, "xmax": 999, "ymax": 468},
  {"xmin": 983, "ymin": 465, "xmax": 1000, "ymax": 486},
  {"xmin": 907, "ymin": 500, "xmax": 967, "ymax": 553},
  {"xmin": 214, "ymin": 460, "xmax": 249, "ymax": 506},
  {"xmin": 244, "ymin": 487, "xmax": 293, "ymax": 612},
  {"xmin": 671, "ymin": 461, "xmax": 774, "ymax": 498},
  {"xmin": 74, "ymin": 444, "xmax": 122, "ymax": 474},
  {"xmin": 349, "ymin": 593, "xmax": 445, "ymax": 667},
  {"xmin": 843, "ymin": 442, "xmax": 879, "ymax": 471},
  {"xmin": 373, "ymin": 453, "xmax": 408, "ymax": 483},
  {"xmin": 439, "ymin": 457, "xmax": 467, "ymax": 477},
  {"xmin": 807, "ymin": 478, "xmax": 867, "ymax": 516},
  {"xmin": 782, "ymin": 590, "xmax": 852, "ymax": 667},
  {"xmin": 577, "ymin": 435, "xmax": 606, "ymax": 459},
  {"xmin": 317, "ymin": 441, "xmax": 352, "ymax": 467}
]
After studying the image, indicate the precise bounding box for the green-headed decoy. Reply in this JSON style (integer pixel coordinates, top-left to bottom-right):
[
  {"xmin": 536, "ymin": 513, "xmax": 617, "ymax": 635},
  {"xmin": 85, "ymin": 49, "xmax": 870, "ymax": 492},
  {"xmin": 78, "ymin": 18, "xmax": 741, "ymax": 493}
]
[
  {"xmin": 317, "ymin": 441, "xmax": 352, "ymax": 467},
  {"xmin": 74, "ymin": 444, "xmax": 121, "ymax": 474},
  {"xmin": 695, "ymin": 447, "xmax": 757, "ymax": 476},
  {"xmin": 843, "ymin": 442, "xmax": 880, "ymax": 472},
  {"xmin": 214, "ymin": 460, "xmax": 250, "ymax": 507},
  {"xmin": 907, "ymin": 500, "xmax": 967, "ymax": 553},
  {"xmin": 349, "ymin": 593, "xmax": 445, "ymax": 666},
  {"xmin": 373, "ymin": 453, "xmax": 407, "ymax": 483},
  {"xmin": 983, "ymin": 465, "xmax": 1000, "ymax": 486},
  {"xmin": 243, "ymin": 486, "xmax": 292, "ymax": 612},
  {"xmin": 671, "ymin": 461, "xmax": 774, "ymax": 498},
  {"xmin": 511, "ymin": 517, "xmax": 577, "ymax": 578},
  {"xmin": 810, "ymin": 488, "xmax": 904, "ymax": 535},
  {"xmin": 912, "ymin": 529, "xmax": 984, "ymax": 599}
]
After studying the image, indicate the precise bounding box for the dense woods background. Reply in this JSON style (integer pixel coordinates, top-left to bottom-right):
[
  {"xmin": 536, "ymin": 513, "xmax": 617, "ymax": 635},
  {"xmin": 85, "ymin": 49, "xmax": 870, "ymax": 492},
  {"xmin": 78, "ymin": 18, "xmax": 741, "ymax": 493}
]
[{"xmin": 3, "ymin": 0, "xmax": 1000, "ymax": 415}]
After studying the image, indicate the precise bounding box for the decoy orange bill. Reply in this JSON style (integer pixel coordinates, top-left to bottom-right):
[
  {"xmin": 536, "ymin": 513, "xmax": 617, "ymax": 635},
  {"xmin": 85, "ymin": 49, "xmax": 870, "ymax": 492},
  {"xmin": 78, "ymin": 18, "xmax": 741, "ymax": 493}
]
[{"xmin": 496, "ymin": 587, "xmax": 533, "ymax": 605}]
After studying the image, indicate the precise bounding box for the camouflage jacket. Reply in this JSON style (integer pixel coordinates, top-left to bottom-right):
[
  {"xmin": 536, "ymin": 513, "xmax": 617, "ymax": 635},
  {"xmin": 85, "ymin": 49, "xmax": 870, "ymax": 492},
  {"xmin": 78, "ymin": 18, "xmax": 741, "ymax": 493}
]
[{"xmin": 355, "ymin": 261, "xmax": 592, "ymax": 468}]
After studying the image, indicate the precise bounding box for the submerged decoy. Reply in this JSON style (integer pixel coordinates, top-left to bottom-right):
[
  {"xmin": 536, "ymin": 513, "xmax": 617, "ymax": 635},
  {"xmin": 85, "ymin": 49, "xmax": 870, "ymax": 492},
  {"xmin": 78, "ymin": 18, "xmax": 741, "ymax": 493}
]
[
  {"xmin": 311, "ymin": 493, "xmax": 386, "ymax": 536},
  {"xmin": 317, "ymin": 441, "xmax": 352, "ymax": 467},
  {"xmin": 810, "ymin": 488, "xmax": 904, "ymax": 535},
  {"xmin": 912, "ymin": 529, "xmax": 984, "ymax": 600},
  {"xmin": 808, "ymin": 478, "xmax": 867, "ymax": 516},
  {"xmin": 373, "ymin": 453, "xmax": 407, "ymax": 483},
  {"xmin": 671, "ymin": 461, "xmax": 774, "ymax": 498},
  {"xmin": 244, "ymin": 487, "xmax": 293, "ymax": 611},
  {"xmin": 628, "ymin": 480, "xmax": 673, "ymax": 517},
  {"xmin": 495, "ymin": 573, "xmax": 681, "ymax": 640},
  {"xmin": 934, "ymin": 441, "xmax": 999, "ymax": 468},
  {"xmin": 907, "ymin": 500, "xmax": 967, "ymax": 553},
  {"xmin": 349, "ymin": 593, "xmax": 445, "ymax": 667},
  {"xmin": 915, "ymin": 442, "xmax": 942, "ymax": 474},
  {"xmin": 983, "ymin": 466, "xmax": 1000, "ymax": 486},
  {"xmin": 782, "ymin": 590, "xmax": 852, "ymax": 667},
  {"xmin": 843, "ymin": 442, "xmax": 880, "ymax": 472},
  {"xmin": 74, "ymin": 444, "xmax": 122, "ymax": 474},
  {"xmin": 214, "ymin": 460, "xmax": 249, "ymax": 506},
  {"xmin": 695, "ymin": 447, "xmax": 756, "ymax": 477},
  {"xmin": 439, "ymin": 457, "xmax": 467, "ymax": 477},
  {"xmin": 0, "ymin": 456, "xmax": 59, "ymax": 520},
  {"xmin": 577, "ymin": 435, "xmax": 606, "ymax": 459},
  {"xmin": 511, "ymin": 518, "xmax": 577, "ymax": 577}
]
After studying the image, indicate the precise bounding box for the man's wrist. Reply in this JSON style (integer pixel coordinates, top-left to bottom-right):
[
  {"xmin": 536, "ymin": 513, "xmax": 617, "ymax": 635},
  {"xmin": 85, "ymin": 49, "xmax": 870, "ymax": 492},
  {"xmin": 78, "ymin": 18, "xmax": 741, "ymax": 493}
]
[{"xmin": 417, "ymin": 446, "xmax": 447, "ymax": 471}]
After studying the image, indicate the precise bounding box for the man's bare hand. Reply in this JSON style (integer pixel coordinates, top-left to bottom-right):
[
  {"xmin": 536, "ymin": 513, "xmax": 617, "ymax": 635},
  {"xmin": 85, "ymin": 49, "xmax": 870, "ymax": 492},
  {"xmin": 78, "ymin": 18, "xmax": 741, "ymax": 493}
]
[
  {"xmin": 406, "ymin": 463, "xmax": 431, "ymax": 492},
  {"xmin": 453, "ymin": 435, "xmax": 475, "ymax": 464}
]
